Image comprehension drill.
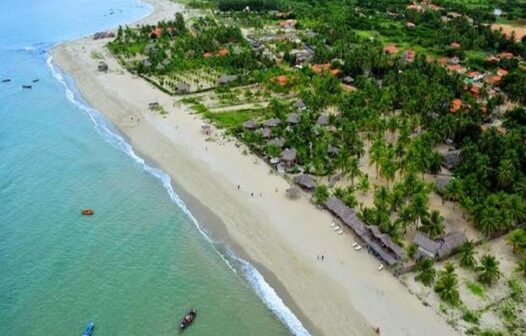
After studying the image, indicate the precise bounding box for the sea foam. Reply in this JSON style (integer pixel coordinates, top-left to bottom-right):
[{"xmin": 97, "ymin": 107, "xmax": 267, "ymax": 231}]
[{"xmin": 47, "ymin": 55, "xmax": 311, "ymax": 336}]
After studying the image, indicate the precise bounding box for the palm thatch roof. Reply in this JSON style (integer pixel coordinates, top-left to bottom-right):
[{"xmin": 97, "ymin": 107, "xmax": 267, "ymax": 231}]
[{"xmin": 294, "ymin": 174, "xmax": 316, "ymax": 189}]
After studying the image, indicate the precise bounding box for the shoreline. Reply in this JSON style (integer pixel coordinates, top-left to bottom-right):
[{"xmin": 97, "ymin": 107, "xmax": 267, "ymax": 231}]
[{"xmin": 50, "ymin": 0, "xmax": 457, "ymax": 335}]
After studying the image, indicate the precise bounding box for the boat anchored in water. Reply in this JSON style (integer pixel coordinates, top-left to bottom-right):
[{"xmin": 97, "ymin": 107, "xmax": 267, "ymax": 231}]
[
  {"xmin": 180, "ymin": 309, "xmax": 197, "ymax": 330},
  {"xmin": 82, "ymin": 322, "xmax": 94, "ymax": 336},
  {"xmin": 81, "ymin": 209, "xmax": 94, "ymax": 216}
]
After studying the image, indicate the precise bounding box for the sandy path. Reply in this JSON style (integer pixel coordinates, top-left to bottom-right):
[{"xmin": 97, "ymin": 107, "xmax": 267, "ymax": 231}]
[{"xmin": 50, "ymin": 0, "xmax": 458, "ymax": 335}]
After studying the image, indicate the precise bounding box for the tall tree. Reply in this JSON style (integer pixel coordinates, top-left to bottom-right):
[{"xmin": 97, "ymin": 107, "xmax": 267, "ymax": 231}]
[
  {"xmin": 421, "ymin": 210, "xmax": 445, "ymax": 239},
  {"xmin": 434, "ymin": 263, "xmax": 460, "ymax": 306},
  {"xmin": 415, "ymin": 257, "xmax": 436, "ymax": 286},
  {"xmin": 458, "ymin": 241, "xmax": 477, "ymax": 269},
  {"xmin": 476, "ymin": 254, "xmax": 501, "ymax": 286}
]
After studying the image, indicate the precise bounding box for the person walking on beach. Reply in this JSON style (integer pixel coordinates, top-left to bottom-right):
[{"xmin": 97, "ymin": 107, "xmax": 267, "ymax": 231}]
[{"xmin": 321, "ymin": 255, "xmax": 324, "ymax": 261}]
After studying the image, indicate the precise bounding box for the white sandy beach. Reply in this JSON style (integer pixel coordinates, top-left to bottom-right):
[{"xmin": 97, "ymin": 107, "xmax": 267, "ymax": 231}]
[{"xmin": 51, "ymin": 0, "xmax": 458, "ymax": 334}]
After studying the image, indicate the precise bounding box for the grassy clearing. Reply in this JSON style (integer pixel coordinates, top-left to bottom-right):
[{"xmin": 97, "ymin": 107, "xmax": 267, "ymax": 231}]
[{"xmin": 466, "ymin": 281, "xmax": 486, "ymax": 297}]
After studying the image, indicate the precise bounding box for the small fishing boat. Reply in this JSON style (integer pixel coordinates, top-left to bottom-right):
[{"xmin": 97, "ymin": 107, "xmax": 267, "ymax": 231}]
[
  {"xmin": 81, "ymin": 209, "xmax": 94, "ymax": 216},
  {"xmin": 180, "ymin": 309, "xmax": 197, "ymax": 329},
  {"xmin": 22, "ymin": 85, "xmax": 32, "ymax": 89},
  {"xmin": 82, "ymin": 322, "xmax": 94, "ymax": 336},
  {"xmin": 2, "ymin": 79, "xmax": 10, "ymax": 83},
  {"xmin": 32, "ymin": 79, "xmax": 40, "ymax": 83}
]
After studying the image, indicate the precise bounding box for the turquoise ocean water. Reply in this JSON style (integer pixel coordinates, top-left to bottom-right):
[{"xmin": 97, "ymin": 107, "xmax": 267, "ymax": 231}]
[{"xmin": 0, "ymin": 1, "xmax": 309, "ymax": 335}]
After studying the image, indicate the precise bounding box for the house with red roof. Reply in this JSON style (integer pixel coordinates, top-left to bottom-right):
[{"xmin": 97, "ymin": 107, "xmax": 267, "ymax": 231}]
[
  {"xmin": 383, "ymin": 44, "xmax": 399, "ymax": 55},
  {"xmin": 150, "ymin": 27, "xmax": 162, "ymax": 39},
  {"xmin": 496, "ymin": 68, "xmax": 508, "ymax": 77},
  {"xmin": 449, "ymin": 99, "xmax": 463, "ymax": 113},
  {"xmin": 447, "ymin": 64, "xmax": 466, "ymax": 73}
]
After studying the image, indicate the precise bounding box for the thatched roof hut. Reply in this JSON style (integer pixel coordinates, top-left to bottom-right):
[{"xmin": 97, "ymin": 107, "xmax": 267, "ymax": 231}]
[
  {"xmin": 255, "ymin": 127, "xmax": 272, "ymax": 139},
  {"xmin": 97, "ymin": 61, "xmax": 108, "ymax": 72},
  {"xmin": 268, "ymin": 137, "xmax": 286, "ymax": 148},
  {"xmin": 143, "ymin": 59, "xmax": 152, "ymax": 68},
  {"xmin": 286, "ymin": 187, "xmax": 300, "ymax": 199},
  {"xmin": 287, "ymin": 113, "xmax": 300, "ymax": 125},
  {"xmin": 413, "ymin": 232, "xmax": 440, "ymax": 258},
  {"xmin": 201, "ymin": 124, "xmax": 212, "ymax": 135},
  {"xmin": 175, "ymin": 82, "xmax": 190, "ymax": 94},
  {"xmin": 243, "ymin": 120, "xmax": 257, "ymax": 130},
  {"xmin": 316, "ymin": 115, "xmax": 329, "ymax": 126},
  {"xmin": 294, "ymin": 174, "xmax": 316, "ymax": 189},
  {"xmin": 413, "ymin": 230, "xmax": 466, "ymax": 259},
  {"xmin": 295, "ymin": 99, "xmax": 306, "ymax": 110},
  {"xmin": 217, "ymin": 74, "xmax": 239, "ymax": 85},
  {"xmin": 435, "ymin": 176, "xmax": 452, "ymax": 193},
  {"xmin": 437, "ymin": 231, "xmax": 466, "ymax": 258},
  {"xmin": 342, "ymin": 76, "xmax": 354, "ymax": 84},
  {"xmin": 281, "ymin": 148, "xmax": 297, "ymax": 167},
  {"xmin": 324, "ymin": 196, "xmax": 405, "ymax": 266},
  {"xmin": 263, "ymin": 118, "xmax": 281, "ymax": 128},
  {"xmin": 442, "ymin": 150, "xmax": 461, "ymax": 170}
]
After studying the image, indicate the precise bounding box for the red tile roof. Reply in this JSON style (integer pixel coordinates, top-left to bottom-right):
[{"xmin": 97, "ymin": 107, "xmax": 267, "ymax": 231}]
[
  {"xmin": 217, "ymin": 48, "xmax": 229, "ymax": 56},
  {"xmin": 496, "ymin": 68, "xmax": 508, "ymax": 76},
  {"xmin": 383, "ymin": 44, "xmax": 399, "ymax": 55},
  {"xmin": 150, "ymin": 27, "xmax": 162, "ymax": 39},
  {"xmin": 447, "ymin": 64, "xmax": 466, "ymax": 73},
  {"xmin": 450, "ymin": 99, "xmax": 462, "ymax": 113}
]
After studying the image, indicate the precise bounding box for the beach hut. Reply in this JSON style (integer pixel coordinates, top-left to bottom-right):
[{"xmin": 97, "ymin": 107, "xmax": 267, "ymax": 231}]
[
  {"xmin": 294, "ymin": 174, "xmax": 316, "ymax": 190},
  {"xmin": 413, "ymin": 232, "xmax": 441, "ymax": 259},
  {"xmin": 267, "ymin": 137, "xmax": 286, "ymax": 148},
  {"xmin": 243, "ymin": 120, "xmax": 257, "ymax": 130},
  {"xmin": 342, "ymin": 76, "xmax": 354, "ymax": 85},
  {"xmin": 295, "ymin": 99, "xmax": 306, "ymax": 110},
  {"xmin": 175, "ymin": 82, "xmax": 190, "ymax": 94},
  {"xmin": 201, "ymin": 124, "xmax": 212, "ymax": 135},
  {"xmin": 286, "ymin": 187, "xmax": 300, "ymax": 199},
  {"xmin": 255, "ymin": 128, "xmax": 272, "ymax": 139},
  {"xmin": 436, "ymin": 231, "xmax": 466, "ymax": 258},
  {"xmin": 316, "ymin": 115, "xmax": 329, "ymax": 126},
  {"xmin": 281, "ymin": 149, "xmax": 297, "ymax": 167},
  {"xmin": 217, "ymin": 74, "xmax": 239, "ymax": 86},
  {"xmin": 442, "ymin": 150, "xmax": 461, "ymax": 170},
  {"xmin": 97, "ymin": 61, "xmax": 108, "ymax": 72},
  {"xmin": 435, "ymin": 176, "xmax": 452, "ymax": 194},
  {"xmin": 263, "ymin": 118, "xmax": 281, "ymax": 128},
  {"xmin": 287, "ymin": 113, "xmax": 300, "ymax": 125}
]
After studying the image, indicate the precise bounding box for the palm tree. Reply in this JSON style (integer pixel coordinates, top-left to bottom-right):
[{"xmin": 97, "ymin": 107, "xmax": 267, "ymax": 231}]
[
  {"xmin": 477, "ymin": 207, "xmax": 502, "ymax": 238},
  {"xmin": 358, "ymin": 174, "xmax": 369, "ymax": 195},
  {"xmin": 498, "ymin": 159, "xmax": 515, "ymax": 188},
  {"xmin": 507, "ymin": 229, "xmax": 526, "ymax": 254},
  {"xmin": 379, "ymin": 157, "xmax": 397, "ymax": 186},
  {"xmin": 506, "ymin": 195, "xmax": 526, "ymax": 226},
  {"xmin": 476, "ymin": 254, "xmax": 501, "ymax": 286},
  {"xmin": 313, "ymin": 185, "xmax": 330, "ymax": 205},
  {"xmin": 369, "ymin": 138, "xmax": 386, "ymax": 178},
  {"xmin": 434, "ymin": 263, "xmax": 460, "ymax": 306},
  {"xmin": 410, "ymin": 192, "xmax": 429, "ymax": 229},
  {"xmin": 415, "ymin": 257, "xmax": 436, "ymax": 286},
  {"xmin": 516, "ymin": 258, "xmax": 526, "ymax": 277},
  {"xmin": 458, "ymin": 241, "xmax": 477, "ymax": 269},
  {"xmin": 396, "ymin": 205, "xmax": 415, "ymax": 233},
  {"xmin": 420, "ymin": 210, "xmax": 445, "ymax": 239},
  {"xmin": 347, "ymin": 157, "xmax": 362, "ymax": 186}
]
